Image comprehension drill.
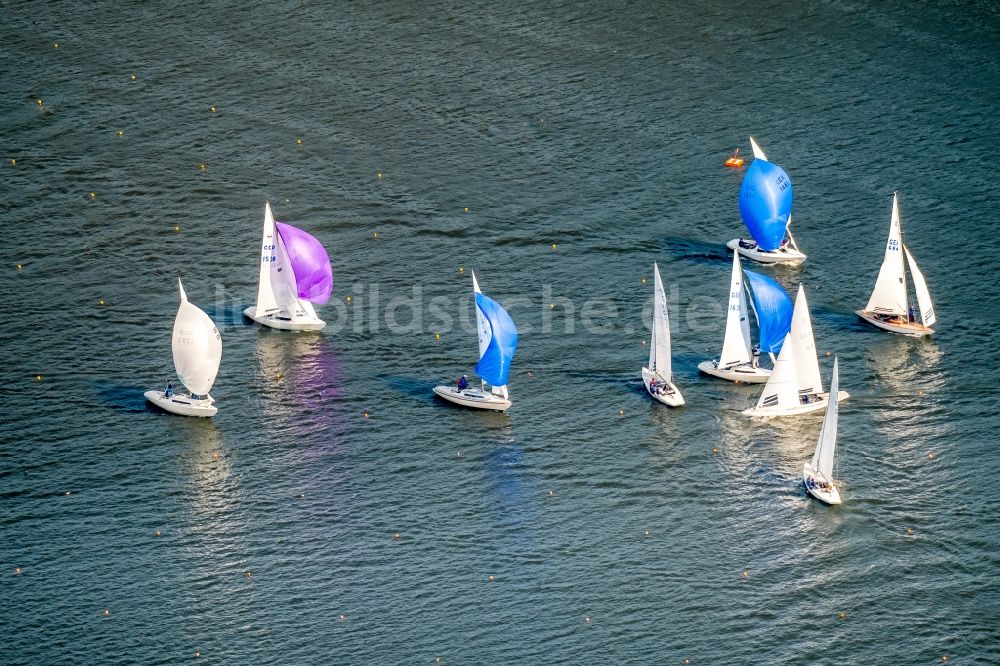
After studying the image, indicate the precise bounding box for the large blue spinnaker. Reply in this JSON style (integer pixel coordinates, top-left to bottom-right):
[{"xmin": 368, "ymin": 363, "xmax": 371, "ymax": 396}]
[
  {"xmin": 739, "ymin": 158, "xmax": 793, "ymax": 251},
  {"xmin": 474, "ymin": 293, "xmax": 519, "ymax": 386},
  {"xmin": 743, "ymin": 270, "xmax": 793, "ymax": 354}
]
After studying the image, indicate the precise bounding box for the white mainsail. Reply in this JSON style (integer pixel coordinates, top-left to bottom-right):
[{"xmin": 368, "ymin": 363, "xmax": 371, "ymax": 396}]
[
  {"xmin": 749, "ymin": 136, "xmax": 767, "ymax": 161},
  {"xmin": 789, "ymin": 285, "xmax": 823, "ymax": 396},
  {"xmin": 754, "ymin": 333, "xmax": 798, "ymax": 411},
  {"xmin": 172, "ymin": 279, "xmax": 222, "ymax": 397},
  {"xmin": 865, "ymin": 193, "xmax": 907, "ymax": 316},
  {"xmin": 719, "ymin": 252, "xmax": 752, "ymax": 367},
  {"xmin": 254, "ymin": 202, "xmax": 280, "ymax": 316},
  {"xmin": 904, "ymin": 245, "xmax": 936, "ymax": 327},
  {"xmin": 811, "ymin": 358, "xmax": 840, "ymax": 484},
  {"xmin": 649, "ymin": 262, "xmax": 672, "ymax": 380}
]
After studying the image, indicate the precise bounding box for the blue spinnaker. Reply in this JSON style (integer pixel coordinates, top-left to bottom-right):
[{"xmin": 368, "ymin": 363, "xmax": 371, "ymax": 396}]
[
  {"xmin": 474, "ymin": 292, "xmax": 519, "ymax": 386},
  {"xmin": 738, "ymin": 158, "xmax": 793, "ymax": 251},
  {"xmin": 743, "ymin": 270, "xmax": 793, "ymax": 354}
]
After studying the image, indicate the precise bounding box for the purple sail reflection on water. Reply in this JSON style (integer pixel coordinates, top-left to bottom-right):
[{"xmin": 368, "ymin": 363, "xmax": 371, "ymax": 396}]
[{"xmin": 276, "ymin": 222, "xmax": 333, "ymax": 304}]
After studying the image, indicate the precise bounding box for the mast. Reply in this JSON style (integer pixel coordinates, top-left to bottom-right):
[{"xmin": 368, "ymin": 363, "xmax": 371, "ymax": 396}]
[{"xmin": 897, "ymin": 192, "xmax": 911, "ymax": 318}]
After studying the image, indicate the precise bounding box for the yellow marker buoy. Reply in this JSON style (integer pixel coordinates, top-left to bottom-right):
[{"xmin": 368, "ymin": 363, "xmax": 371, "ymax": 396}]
[
  {"xmin": 643, "ymin": 529, "xmax": 650, "ymax": 537},
  {"xmin": 527, "ymin": 371, "xmax": 533, "ymax": 377},
  {"xmin": 9, "ymin": 159, "xmax": 16, "ymax": 166},
  {"xmin": 345, "ymin": 295, "xmax": 352, "ymax": 303},
  {"xmin": 154, "ymin": 530, "xmax": 161, "ymax": 537},
  {"xmin": 549, "ymin": 303, "xmax": 555, "ymax": 310},
  {"xmin": 53, "ymin": 42, "xmax": 60, "ymax": 49},
  {"xmin": 487, "ymin": 575, "xmax": 494, "ymax": 583},
  {"xmin": 275, "ymin": 372, "xmax": 281, "ymax": 380},
  {"xmin": 89, "ymin": 191, "xmax": 96, "ymax": 199},
  {"xmin": 641, "ymin": 277, "xmax": 647, "ymax": 285},
  {"xmin": 393, "ymin": 532, "xmax": 401, "ymax": 540},
  {"xmin": 906, "ymin": 527, "xmax": 914, "ymax": 536},
  {"xmin": 36, "ymin": 99, "xmax": 43, "ymax": 107},
  {"xmin": 195, "ymin": 651, "xmax": 200, "ymax": 658},
  {"xmin": 174, "ymin": 225, "xmax": 180, "ymax": 232},
  {"xmin": 338, "ymin": 613, "xmax": 346, "ymax": 621},
  {"xmin": 942, "ymin": 656, "xmax": 948, "ymax": 663},
  {"xmin": 199, "ymin": 163, "xmax": 206, "ymax": 172},
  {"xmin": 15, "ymin": 567, "xmax": 22, "ymax": 575},
  {"xmin": 551, "ymin": 243, "xmax": 557, "ymax": 250},
  {"xmin": 742, "ymin": 569, "xmax": 749, "ymax": 579},
  {"xmin": 584, "ymin": 615, "xmax": 591, "ymax": 624},
  {"xmin": 547, "ymin": 489, "xmax": 555, "ymax": 497},
  {"xmin": 682, "ymin": 660, "xmax": 691, "ymax": 665},
  {"xmin": 64, "ymin": 491, "xmax": 70, "ymax": 495},
  {"xmin": 463, "ymin": 207, "xmax": 469, "ymax": 212},
  {"xmin": 712, "ymin": 447, "xmax": 719, "ymax": 454},
  {"xmin": 213, "ymin": 452, "xmax": 220, "ymax": 460},
  {"xmin": 210, "ymin": 105, "xmax": 217, "ymax": 113},
  {"xmin": 618, "ymin": 409, "xmax": 624, "ymax": 416},
  {"xmin": 130, "ymin": 74, "xmax": 136, "ymax": 81},
  {"xmin": 283, "ymin": 197, "xmax": 290, "ymax": 203},
  {"xmin": 435, "ymin": 658, "xmax": 441, "ymax": 664},
  {"xmin": 434, "ymin": 333, "xmax": 441, "ymax": 341},
  {"xmin": 244, "ymin": 570, "xmax": 252, "ymax": 578},
  {"xmin": 927, "ymin": 452, "xmax": 935, "ymax": 460},
  {"xmin": 641, "ymin": 340, "xmax": 647, "ymax": 346},
  {"xmin": 16, "ymin": 263, "xmax": 23, "ymax": 271},
  {"xmin": 376, "ymin": 171, "xmax": 383, "ymax": 179},
  {"xmin": 363, "ymin": 411, "xmax": 369, "ymax": 418},
  {"xmin": 296, "ymin": 137, "xmax": 303, "ymax": 145},
  {"xmin": 456, "ymin": 451, "xmax": 462, "ymax": 459},
  {"xmin": 839, "ymin": 611, "xmax": 846, "ymax": 620},
  {"xmin": 98, "ymin": 299, "xmax": 105, "ymax": 306},
  {"xmin": 116, "ymin": 129, "xmax": 124, "ymax": 137},
  {"xmin": 372, "ymin": 231, "xmax": 379, "ymax": 239},
  {"xmin": 103, "ymin": 609, "xmax": 110, "ymax": 617},
  {"xmin": 35, "ymin": 374, "xmax": 42, "ymax": 381},
  {"xmin": 458, "ymin": 266, "xmax": 465, "ymax": 274}
]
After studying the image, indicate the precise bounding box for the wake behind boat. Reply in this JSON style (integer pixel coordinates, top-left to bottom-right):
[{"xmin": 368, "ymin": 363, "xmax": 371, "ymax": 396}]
[
  {"xmin": 698, "ymin": 253, "xmax": 792, "ymax": 384},
  {"xmin": 856, "ymin": 192, "xmax": 936, "ymax": 336},
  {"xmin": 244, "ymin": 201, "xmax": 332, "ymax": 331},
  {"xmin": 433, "ymin": 271, "xmax": 519, "ymax": 412},
  {"xmin": 728, "ymin": 137, "xmax": 806, "ymax": 265},
  {"xmin": 804, "ymin": 357, "xmax": 843, "ymax": 505},
  {"xmin": 144, "ymin": 279, "xmax": 222, "ymax": 417},
  {"xmin": 642, "ymin": 262, "xmax": 684, "ymax": 407}
]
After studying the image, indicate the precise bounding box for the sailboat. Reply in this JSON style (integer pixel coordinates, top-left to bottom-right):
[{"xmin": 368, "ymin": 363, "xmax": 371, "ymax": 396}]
[
  {"xmin": 698, "ymin": 253, "xmax": 793, "ymax": 383},
  {"xmin": 244, "ymin": 201, "xmax": 333, "ymax": 331},
  {"xmin": 144, "ymin": 279, "xmax": 222, "ymax": 417},
  {"xmin": 727, "ymin": 137, "xmax": 806, "ymax": 265},
  {"xmin": 743, "ymin": 284, "xmax": 849, "ymax": 417},
  {"xmin": 856, "ymin": 193, "xmax": 936, "ymax": 336},
  {"xmin": 433, "ymin": 271, "xmax": 519, "ymax": 411},
  {"xmin": 642, "ymin": 262, "xmax": 684, "ymax": 406},
  {"xmin": 804, "ymin": 357, "xmax": 843, "ymax": 505}
]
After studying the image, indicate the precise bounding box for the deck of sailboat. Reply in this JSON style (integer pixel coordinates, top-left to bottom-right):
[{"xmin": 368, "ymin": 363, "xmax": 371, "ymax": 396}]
[
  {"xmin": 144, "ymin": 390, "xmax": 218, "ymax": 417},
  {"xmin": 856, "ymin": 310, "xmax": 933, "ymax": 337},
  {"xmin": 697, "ymin": 359, "xmax": 770, "ymax": 384},
  {"xmin": 243, "ymin": 306, "xmax": 326, "ymax": 331},
  {"xmin": 642, "ymin": 367, "xmax": 684, "ymax": 407},
  {"xmin": 432, "ymin": 385, "xmax": 511, "ymax": 411},
  {"xmin": 743, "ymin": 390, "xmax": 849, "ymax": 418},
  {"xmin": 726, "ymin": 239, "xmax": 806, "ymax": 265}
]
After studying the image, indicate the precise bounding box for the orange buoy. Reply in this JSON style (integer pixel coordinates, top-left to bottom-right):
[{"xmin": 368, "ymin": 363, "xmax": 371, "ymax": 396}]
[{"xmin": 724, "ymin": 147, "xmax": 744, "ymax": 168}]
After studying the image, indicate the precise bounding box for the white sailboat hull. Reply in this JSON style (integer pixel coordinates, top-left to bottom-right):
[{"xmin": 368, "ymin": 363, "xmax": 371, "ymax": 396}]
[
  {"xmin": 144, "ymin": 390, "xmax": 217, "ymax": 417},
  {"xmin": 642, "ymin": 367, "xmax": 684, "ymax": 407},
  {"xmin": 803, "ymin": 462, "xmax": 842, "ymax": 505},
  {"xmin": 432, "ymin": 385, "xmax": 511, "ymax": 411},
  {"xmin": 727, "ymin": 239, "xmax": 806, "ymax": 265},
  {"xmin": 855, "ymin": 310, "xmax": 933, "ymax": 337},
  {"xmin": 743, "ymin": 390, "xmax": 849, "ymax": 418},
  {"xmin": 243, "ymin": 306, "xmax": 326, "ymax": 331},
  {"xmin": 697, "ymin": 359, "xmax": 770, "ymax": 384}
]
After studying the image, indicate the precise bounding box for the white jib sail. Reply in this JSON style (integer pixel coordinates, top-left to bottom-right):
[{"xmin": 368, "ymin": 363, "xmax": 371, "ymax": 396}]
[
  {"xmin": 811, "ymin": 357, "xmax": 840, "ymax": 483},
  {"xmin": 719, "ymin": 251, "xmax": 752, "ymax": 367},
  {"xmin": 755, "ymin": 333, "xmax": 798, "ymax": 410},
  {"xmin": 270, "ymin": 227, "xmax": 300, "ymax": 316},
  {"xmin": 749, "ymin": 136, "xmax": 768, "ymax": 161},
  {"xmin": 790, "ymin": 284, "xmax": 823, "ymax": 396},
  {"xmin": 649, "ymin": 262, "xmax": 672, "ymax": 380},
  {"xmin": 172, "ymin": 279, "xmax": 222, "ymax": 396},
  {"xmin": 904, "ymin": 245, "xmax": 936, "ymax": 327},
  {"xmin": 471, "ymin": 271, "xmax": 492, "ymax": 365},
  {"xmin": 254, "ymin": 202, "xmax": 280, "ymax": 315},
  {"xmin": 865, "ymin": 193, "xmax": 907, "ymax": 316}
]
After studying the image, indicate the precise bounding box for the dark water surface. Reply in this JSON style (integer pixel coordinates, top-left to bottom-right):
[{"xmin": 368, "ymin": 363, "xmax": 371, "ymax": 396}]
[{"xmin": 3, "ymin": 1, "xmax": 999, "ymax": 663}]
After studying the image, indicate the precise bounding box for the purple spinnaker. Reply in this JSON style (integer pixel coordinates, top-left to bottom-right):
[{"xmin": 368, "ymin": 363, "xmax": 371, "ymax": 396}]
[{"xmin": 276, "ymin": 222, "xmax": 333, "ymax": 304}]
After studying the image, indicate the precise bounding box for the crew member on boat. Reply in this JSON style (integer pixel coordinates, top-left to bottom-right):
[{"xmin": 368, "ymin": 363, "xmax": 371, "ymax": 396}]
[{"xmin": 457, "ymin": 374, "xmax": 468, "ymax": 391}]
